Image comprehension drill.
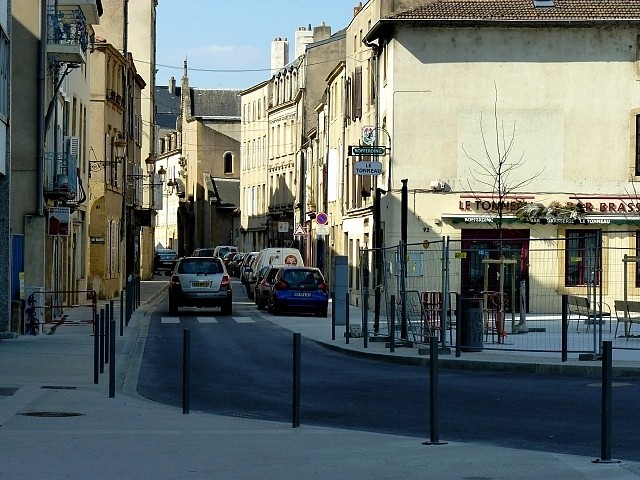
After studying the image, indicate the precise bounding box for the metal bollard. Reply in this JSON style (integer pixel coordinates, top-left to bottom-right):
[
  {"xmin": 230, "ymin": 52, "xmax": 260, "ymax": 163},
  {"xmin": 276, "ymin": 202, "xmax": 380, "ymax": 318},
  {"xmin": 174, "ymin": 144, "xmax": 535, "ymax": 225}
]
[
  {"xmin": 331, "ymin": 292, "xmax": 336, "ymax": 341},
  {"xmin": 292, "ymin": 332, "xmax": 301, "ymax": 428},
  {"xmin": 104, "ymin": 304, "xmax": 110, "ymax": 364},
  {"xmin": 93, "ymin": 313, "xmax": 99, "ymax": 384},
  {"xmin": 120, "ymin": 290, "xmax": 124, "ymax": 334},
  {"xmin": 390, "ymin": 295, "xmax": 396, "ymax": 353},
  {"xmin": 423, "ymin": 336, "xmax": 447, "ymax": 445},
  {"xmin": 594, "ymin": 341, "xmax": 619, "ymax": 464},
  {"xmin": 363, "ymin": 288, "xmax": 368, "ymax": 349},
  {"xmin": 345, "ymin": 292, "xmax": 350, "ymax": 345},
  {"xmin": 99, "ymin": 308, "xmax": 105, "ymax": 374},
  {"xmin": 109, "ymin": 315, "xmax": 116, "ymax": 398}
]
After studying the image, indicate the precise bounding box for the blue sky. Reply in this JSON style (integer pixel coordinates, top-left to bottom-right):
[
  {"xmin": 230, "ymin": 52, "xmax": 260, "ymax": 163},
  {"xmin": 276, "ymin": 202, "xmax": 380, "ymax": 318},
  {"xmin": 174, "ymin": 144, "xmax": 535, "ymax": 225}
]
[{"xmin": 156, "ymin": 1, "xmax": 361, "ymax": 90}]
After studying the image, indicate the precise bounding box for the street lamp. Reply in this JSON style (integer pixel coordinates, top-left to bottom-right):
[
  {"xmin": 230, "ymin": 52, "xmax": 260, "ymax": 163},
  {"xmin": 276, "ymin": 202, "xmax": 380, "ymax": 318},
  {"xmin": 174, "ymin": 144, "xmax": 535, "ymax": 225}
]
[
  {"xmin": 89, "ymin": 134, "xmax": 126, "ymax": 174},
  {"xmin": 114, "ymin": 134, "xmax": 127, "ymax": 160}
]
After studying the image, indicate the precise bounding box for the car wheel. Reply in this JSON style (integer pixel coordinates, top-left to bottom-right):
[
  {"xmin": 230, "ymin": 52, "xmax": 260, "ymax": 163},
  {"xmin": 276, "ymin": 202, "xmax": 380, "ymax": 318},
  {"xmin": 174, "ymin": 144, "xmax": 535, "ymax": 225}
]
[
  {"xmin": 257, "ymin": 296, "xmax": 265, "ymax": 310},
  {"xmin": 271, "ymin": 300, "xmax": 280, "ymax": 316},
  {"xmin": 169, "ymin": 295, "xmax": 178, "ymax": 315}
]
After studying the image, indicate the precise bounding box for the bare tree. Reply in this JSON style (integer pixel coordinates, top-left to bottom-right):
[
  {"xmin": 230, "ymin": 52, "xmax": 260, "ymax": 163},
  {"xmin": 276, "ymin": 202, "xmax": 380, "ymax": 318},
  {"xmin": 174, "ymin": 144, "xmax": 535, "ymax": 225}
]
[{"xmin": 461, "ymin": 84, "xmax": 544, "ymax": 336}]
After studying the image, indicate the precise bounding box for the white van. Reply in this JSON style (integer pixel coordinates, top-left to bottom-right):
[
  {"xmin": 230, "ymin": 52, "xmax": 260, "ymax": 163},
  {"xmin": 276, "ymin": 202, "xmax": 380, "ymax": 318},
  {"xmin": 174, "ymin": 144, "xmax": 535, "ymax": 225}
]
[{"xmin": 245, "ymin": 248, "xmax": 304, "ymax": 296}]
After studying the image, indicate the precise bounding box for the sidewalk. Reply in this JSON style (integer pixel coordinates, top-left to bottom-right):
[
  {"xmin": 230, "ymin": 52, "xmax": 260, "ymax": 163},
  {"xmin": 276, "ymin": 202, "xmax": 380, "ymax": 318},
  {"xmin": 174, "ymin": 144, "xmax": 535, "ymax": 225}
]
[{"xmin": 1, "ymin": 280, "xmax": 640, "ymax": 479}]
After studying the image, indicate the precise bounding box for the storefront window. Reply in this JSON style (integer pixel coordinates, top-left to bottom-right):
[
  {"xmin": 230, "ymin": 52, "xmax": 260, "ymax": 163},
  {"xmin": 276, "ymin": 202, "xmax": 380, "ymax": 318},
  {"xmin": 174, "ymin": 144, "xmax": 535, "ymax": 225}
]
[{"xmin": 565, "ymin": 229, "xmax": 600, "ymax": 286}]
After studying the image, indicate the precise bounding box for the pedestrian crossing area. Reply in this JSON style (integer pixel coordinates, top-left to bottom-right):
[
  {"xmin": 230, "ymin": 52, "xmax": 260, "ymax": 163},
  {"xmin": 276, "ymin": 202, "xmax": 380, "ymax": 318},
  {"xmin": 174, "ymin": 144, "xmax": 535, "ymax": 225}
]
[{"xmin": 161, "ymin": 316, "xmax": 255, "ymax": 324}]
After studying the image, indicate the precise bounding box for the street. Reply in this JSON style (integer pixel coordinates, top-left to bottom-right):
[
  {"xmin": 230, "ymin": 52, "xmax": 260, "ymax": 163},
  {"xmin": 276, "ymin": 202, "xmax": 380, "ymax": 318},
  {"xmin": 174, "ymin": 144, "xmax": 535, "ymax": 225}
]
[{"xmin": 137, "ymin": 278, "xmax": 640, "ymax": 461}]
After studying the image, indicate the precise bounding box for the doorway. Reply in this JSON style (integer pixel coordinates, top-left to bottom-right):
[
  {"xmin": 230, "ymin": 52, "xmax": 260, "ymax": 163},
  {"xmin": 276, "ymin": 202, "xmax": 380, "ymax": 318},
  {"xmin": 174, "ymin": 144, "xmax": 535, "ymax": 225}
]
[{"xmin": 461, "ymin": 229, "xmax": 530, "ymax": 313}]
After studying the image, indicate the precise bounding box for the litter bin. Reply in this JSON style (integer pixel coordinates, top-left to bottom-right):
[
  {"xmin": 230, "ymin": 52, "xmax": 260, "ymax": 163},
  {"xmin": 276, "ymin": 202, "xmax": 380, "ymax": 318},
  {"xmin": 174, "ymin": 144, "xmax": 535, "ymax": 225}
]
[{"xmin": 460, "ymin": 297, "xmax": 484, "ymax": 352}]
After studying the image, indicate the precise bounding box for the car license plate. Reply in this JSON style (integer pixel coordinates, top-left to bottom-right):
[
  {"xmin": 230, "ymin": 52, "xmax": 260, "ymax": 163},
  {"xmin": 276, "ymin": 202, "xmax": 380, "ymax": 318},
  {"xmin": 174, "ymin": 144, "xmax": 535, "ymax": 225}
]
[
  {"xmin": 191, "ymin": 281, "xmax": 210, "ymax": 288},
  {"xmin": 293, "ymin": 292, "xmax": 312, "ymax": 297}
]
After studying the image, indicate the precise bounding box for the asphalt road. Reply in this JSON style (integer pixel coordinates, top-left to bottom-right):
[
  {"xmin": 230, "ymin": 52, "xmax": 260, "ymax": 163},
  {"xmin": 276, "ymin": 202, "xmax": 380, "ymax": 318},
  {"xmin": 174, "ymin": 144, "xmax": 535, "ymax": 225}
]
[{"xmin": 137, "ymin": 280, "xmax": 640, "ymax": 461}]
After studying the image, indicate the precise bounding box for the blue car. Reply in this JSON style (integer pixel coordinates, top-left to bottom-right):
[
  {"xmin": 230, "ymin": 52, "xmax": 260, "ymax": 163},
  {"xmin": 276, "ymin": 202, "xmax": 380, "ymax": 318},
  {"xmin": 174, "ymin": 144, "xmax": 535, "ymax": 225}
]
[{"xmin": 268, "ymin": 267, "xmax": 329, "ymax": 317}]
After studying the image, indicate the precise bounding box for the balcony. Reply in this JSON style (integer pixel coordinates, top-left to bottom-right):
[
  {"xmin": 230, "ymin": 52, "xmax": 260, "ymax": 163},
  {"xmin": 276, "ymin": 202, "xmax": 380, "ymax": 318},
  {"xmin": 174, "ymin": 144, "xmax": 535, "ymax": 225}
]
[
  {"xmin": 47, "ymin": 5, "xmax": 89, "ymax": 64},
  {"xmin": 58, "ymin": 0, "xmax": 100, "ymax": 25},
  {"xmin": 44, "ymin": 151, "xmax": 78, "ymax": 200}
]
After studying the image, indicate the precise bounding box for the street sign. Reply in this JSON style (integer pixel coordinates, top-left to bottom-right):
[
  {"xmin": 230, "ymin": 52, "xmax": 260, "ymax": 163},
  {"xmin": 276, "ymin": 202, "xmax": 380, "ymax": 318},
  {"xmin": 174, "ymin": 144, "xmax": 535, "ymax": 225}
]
[
  {"xmin": 316, "ymin": 212, "xmax": 328, "ymax": 225},
  {"xmin": 354, "ymin": 161, "xmax": 382, "ymax": 176},
  {"xmin": 293, "ymin": 224, "xmax": 307, "ymax": 236},
  {"xmin": 316, "ymin": 224, "xmax": 330, "ymax": 236},
  {"xmin": 348, "ymin": 145, "xmax": 386, "ymax": 156},
  {"xmin": 278, "ymin": 221, "xmax": 289, "ymax": 233},
  {"xmin": 362, "ymin": 126, "xmax": 375, "ymax": 145}
]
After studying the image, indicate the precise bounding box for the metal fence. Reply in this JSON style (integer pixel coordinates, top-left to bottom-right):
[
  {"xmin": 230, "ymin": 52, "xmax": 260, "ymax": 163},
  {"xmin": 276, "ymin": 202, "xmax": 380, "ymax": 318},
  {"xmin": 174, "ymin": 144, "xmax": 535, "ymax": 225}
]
[{"xmin": 359, "ymin": 231, "xmax": 640, "ymax": 354}]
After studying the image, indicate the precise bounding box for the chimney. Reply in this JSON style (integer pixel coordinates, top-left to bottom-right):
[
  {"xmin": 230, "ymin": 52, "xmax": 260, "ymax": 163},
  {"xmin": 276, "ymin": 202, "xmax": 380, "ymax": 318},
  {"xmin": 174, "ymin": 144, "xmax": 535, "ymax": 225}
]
[
  {"xmin": 294, "ymin": 25, "xmax": 314, "ymax": 59},
  {"xmin": 168, "ymin": 76, "xmax": 176, "ymax": 95},
  {"xmin": 313, "ymin": 22, "xmax": 331, "ymax": 42},
  {"xmin": 354, "ymin": 2, "xmax": 363, "ymax": 16},
  {"xmin": 271, "ymin": 37, "xmax": 289, "ymax": 75}
]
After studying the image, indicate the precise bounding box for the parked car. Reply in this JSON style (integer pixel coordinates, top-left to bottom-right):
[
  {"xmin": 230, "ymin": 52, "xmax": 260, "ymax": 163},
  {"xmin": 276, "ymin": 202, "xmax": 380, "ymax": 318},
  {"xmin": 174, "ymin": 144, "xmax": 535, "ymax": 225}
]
[
  {"xmin": 154, "ymin": 248, "xmax": 178, "ymax": 275},
  {"xmin": 227, "ymin": 252, "xmax": 245, "ymax": 277},
  {"xmin": 240, "ymin": 252, "xmax": 259, "ymax": 285},
  {"xmin": 248, "ymin": 247, "xmax": 304, "ymax": 297},
  {"xmin": 192, "ymin": 248, "xmax": 215, "ymax": 257},
  {"xmin": 168, "ymin": 257, "xmax": 232, "ymax": 315},
  {"xmin": 254, "ymin": 266, "xmax": 281, "ymax": 309},
  {"xmin": 222, "ymin": 251, "xmax": 237, "ymax": 269},
  {"xmin": 268, "ymin": 266, "xmax": 328, "ymax": 317},
  {"xmin": 213, "ymin": 245, "xmax": 238, "ymax": 258}
]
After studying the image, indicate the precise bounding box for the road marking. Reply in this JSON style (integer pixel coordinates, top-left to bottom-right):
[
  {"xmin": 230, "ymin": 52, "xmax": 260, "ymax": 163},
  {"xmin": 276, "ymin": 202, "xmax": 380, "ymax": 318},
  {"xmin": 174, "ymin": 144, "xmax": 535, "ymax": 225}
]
[
  {"xmin": 233, "ymin": 317, "xmax": 254, "ymax": 323},
  {"xmin": 197, "ymin": 317, "xmax": 218, "ymax": 323},
  {"xmin": 161, "ymin": 317, "xmax": 180, "ymax": 324}
]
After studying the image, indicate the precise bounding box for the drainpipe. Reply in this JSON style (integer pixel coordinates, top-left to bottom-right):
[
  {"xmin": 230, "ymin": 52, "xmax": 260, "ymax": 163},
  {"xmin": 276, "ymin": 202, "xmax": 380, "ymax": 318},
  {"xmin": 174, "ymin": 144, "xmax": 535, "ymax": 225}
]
[{"xmin": 37, "ymin": 0, "xmax": 47, "ymax": 216}]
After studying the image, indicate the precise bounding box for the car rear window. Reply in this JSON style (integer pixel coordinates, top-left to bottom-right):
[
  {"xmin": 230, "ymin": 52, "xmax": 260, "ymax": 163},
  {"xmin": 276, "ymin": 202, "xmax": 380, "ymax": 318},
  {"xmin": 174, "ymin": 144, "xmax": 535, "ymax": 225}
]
[
  {"xmin": 178, "ymin": 260, "xmax": 223, "ymax": 274},
  {"xmin": 281, "ymin": 269, "xmax": 322, "ymax": 287}
]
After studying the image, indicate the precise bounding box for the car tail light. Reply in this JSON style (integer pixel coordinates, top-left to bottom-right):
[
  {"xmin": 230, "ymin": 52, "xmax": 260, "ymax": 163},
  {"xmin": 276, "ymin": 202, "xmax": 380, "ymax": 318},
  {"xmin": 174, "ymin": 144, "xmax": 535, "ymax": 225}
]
[
  {"xmin": 221, "ymin": 275, "xmax": 230, "ymax": 287},
  {"xmin": 171, "ymin": 275, "xmax": 181, "ymax": 289},
  {"xmin": 318, "ymin": 282, "xmax": 327, "ymax": 293},
  {"xmin": 275, "ymin": 281, "xmax": 287, "ymax": 290}
]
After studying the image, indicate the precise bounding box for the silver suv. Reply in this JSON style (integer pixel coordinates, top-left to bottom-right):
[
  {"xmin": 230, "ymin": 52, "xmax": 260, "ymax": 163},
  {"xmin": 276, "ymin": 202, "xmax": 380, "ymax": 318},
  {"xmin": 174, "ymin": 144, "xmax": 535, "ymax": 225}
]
[{"xmin": 168, "ymin": 257, "xmax": 232, "ymax": 315}]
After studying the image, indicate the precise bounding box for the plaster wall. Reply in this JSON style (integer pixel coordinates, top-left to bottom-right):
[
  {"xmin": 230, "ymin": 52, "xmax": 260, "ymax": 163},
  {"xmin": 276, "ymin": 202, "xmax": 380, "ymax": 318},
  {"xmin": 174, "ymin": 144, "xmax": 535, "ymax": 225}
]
[{"xmin": 383, "ymin": 26, "xmax": 640, "ymax": 195}]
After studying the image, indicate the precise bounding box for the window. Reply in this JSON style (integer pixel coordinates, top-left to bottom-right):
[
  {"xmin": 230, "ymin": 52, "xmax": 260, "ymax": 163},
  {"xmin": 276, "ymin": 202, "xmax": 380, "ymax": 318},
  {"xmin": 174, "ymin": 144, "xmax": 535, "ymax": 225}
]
[
  {"xmin": 565, "ymin": 230, "xmax": 601, "ymax": 286},
  {"xmin": 224, "ymin": 152, "xmax": 233, "ymax": 174}
]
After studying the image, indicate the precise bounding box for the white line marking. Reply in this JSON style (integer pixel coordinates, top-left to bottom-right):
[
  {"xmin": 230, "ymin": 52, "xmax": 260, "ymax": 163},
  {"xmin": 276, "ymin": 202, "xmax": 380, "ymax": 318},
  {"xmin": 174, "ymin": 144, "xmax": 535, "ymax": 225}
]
[
  {"xmin": 161, "ymin": 317, "xmax": 180, "ymax": 324},
  {"xmin": 197, "ymin": 317, "xmax": 218, "ymax": 323},
  {"xmin": 233, "ymin": 317, "xmax": 254, "ymax": 323}
]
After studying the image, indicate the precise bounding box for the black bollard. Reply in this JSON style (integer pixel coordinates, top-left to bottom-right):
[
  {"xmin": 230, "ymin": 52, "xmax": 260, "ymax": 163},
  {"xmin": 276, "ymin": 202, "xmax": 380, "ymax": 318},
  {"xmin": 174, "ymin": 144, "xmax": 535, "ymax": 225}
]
[
  {"xmin": 292, "ymin": 332, "xmax": 301, "ymax": 428},
  {"xmin": 561, "ymin": 295, "xmax": 568, "ymax": 363},
  {"xmin": 183, "ymin": 329, "xmax": 190, "ymax": 414},
  {"xmin": 109, "ymin": 316, "xmax": 116, "ymax": 398},
  {"xmin": 390, "ymin": 295, "xmax": 396, "ymax": 353},
  {"xmin": 331, "ymin": 292, "xmax": 335, "ymax": 341},
  {"xmin": 345, "ymin": 292, "xmax": 350, "ymax": 345},
  {"xmin": 593, "ymin": 341, "xmax": 619, "ymax": 463},
  {"xmin": 99, "ymin": 309, "xmax": 105, "ymax": 374},
  {"xmin": 93, "ymin": 313, "xmax": 99, "ymax": 384},
  {"xmin": 120, "ymin": 290, "xmax": 124, "ymax": 334},
  {"xmin": 104, "ymin": 304, "xmax": 110, "ymax": 364},
  {"xmin": 423, "ymin": 336, "xmax": 447, "ymax": 445}
]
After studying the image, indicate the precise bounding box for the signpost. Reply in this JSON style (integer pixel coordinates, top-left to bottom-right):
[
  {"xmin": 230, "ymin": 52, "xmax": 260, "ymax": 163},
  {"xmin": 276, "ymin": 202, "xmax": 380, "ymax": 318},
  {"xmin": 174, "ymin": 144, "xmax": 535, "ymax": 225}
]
[
  {"xmin": 348, "ymin": 146, "xmax": 386, "ymax": 156},
  {"xmin": 355, "ymin": 161, "xmax": 382, "ymax": 176}
]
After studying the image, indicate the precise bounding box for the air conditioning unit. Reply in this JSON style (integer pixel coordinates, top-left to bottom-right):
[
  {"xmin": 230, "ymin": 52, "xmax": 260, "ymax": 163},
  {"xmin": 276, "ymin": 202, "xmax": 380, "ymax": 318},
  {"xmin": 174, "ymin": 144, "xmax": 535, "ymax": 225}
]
[{"xmin": 430, "ymin": 180, "xmax": 446, "ymax": 192}]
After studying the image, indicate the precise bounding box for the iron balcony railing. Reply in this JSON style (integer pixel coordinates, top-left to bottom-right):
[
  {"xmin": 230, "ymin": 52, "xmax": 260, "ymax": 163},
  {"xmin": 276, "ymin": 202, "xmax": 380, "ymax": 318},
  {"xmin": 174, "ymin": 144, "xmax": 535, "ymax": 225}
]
[
  {"xmin": 44, "ymin": 151, "xmax": 78, "ymax": 199},
  {"xmin": 47, "ymin": 5, "xmax": 89, "ymax": 54}
]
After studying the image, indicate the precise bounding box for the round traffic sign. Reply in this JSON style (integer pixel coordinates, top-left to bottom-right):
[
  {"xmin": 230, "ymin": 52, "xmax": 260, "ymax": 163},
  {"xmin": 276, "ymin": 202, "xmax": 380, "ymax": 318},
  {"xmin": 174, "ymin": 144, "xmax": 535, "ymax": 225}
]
[{"xmin": 316, "ymin": 212, "xmax": 328, "ymax": 225}]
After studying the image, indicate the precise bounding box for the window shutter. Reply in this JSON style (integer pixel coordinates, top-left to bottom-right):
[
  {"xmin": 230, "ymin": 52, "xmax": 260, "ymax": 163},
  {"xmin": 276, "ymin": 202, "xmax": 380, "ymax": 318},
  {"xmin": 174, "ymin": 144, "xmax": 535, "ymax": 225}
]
[{"xmin": 354, "ymin": 66, "xmax": 362, "ymax": 120}]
